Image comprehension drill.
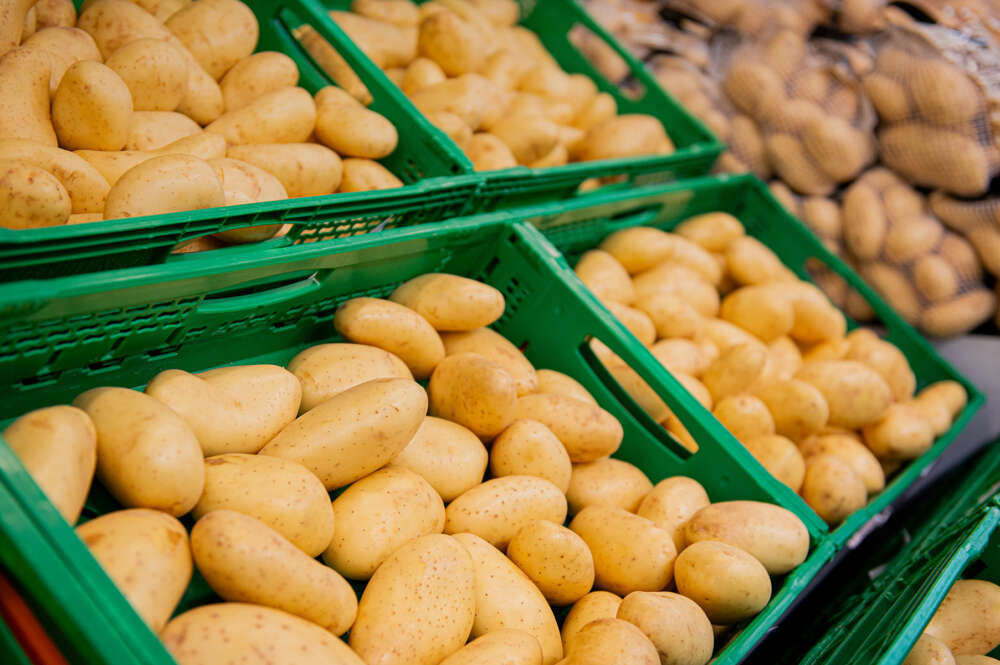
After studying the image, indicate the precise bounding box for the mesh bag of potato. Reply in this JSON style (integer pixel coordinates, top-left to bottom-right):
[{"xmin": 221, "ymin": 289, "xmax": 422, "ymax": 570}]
[
  {"xmin": 661, "ymin": 0, "xmax": 831, "ymax": 37},
  {"xmin": 579, "ymin": 0, "xmax": 712, "ymax": 69},
  {"xmin": 830, "ymin": 0, "xmax": 889, "ymax": 33},
  {"xmin": 930, "ymin": 189, "xmax": 1000, "ymax": 278},
  {"xmin": 841, "ymin": 168, "xmax": 996, "ymax": 336},
  {"xmin": 863, "ymin": 14, "xmax": 1000, "ymax": 196},
  {"xmin": 720, "ymin": 30, "xmax": 877, "ymax": 195}
]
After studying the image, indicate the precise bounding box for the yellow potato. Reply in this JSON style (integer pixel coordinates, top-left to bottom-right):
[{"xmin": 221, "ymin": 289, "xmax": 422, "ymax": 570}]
[
  {"xmin": 921, "ymin": 290, "xmax": 998, "ymax": 338},
  {"xmin": 616, "ymin": 591, "xmax": 714, "ymax": 665},
  {"xmin": 190, "ymin": 510, "xmax": 356, "ymax": 635},
  {"xmin": 104, "ymin": 38, "xmax": 188, "ymax": 112},
  {"xmin": 634, "ymin": 291, "xmax": 703, "ymax": 339},
  {"xmin": 34, "ymin": 0, "xmax": 77, "ymax": 29},
  {"xmin": 916, "ymin": 381, "xmax": 967, "ymax": 421},
  {"xmin": 723, "ymin": 60, "xmax": 785, "ymax": 117},
  {"xmin": 3, "ymin": 406, "xmax": 96, "ymax": 524},
  {"xmin": 563, "ymin": 618, "xmax": 658, "ymax": 665},
  {"xmin": 750, "ymin": 378, "xmax": 829, "ymax": 440},
  {"xmin": 314, "ymin": 86, "xmax": 397, "ymax": 159},
  {"xmin": 910, "ymin": 59, "xmax": 981, "ymax": 125},
  {"xmin": 453, "ymin": 532, "xmax": 564, "ymax": 665},
  {"xmin": 761, "ymin": 336, "xmax": 803, "ymax": 382},
  {"xmin": 742, "ymin": 434, "xmax": 806, "ymax": 491},
  {"xmin": 218, "ymin": 52, "xmax": 298, "ymax": 113},
  {"xmin": 903, "ymin": 634, "xmax": 957, "ymax": 665},
  {"xmin": 566, "ymin": 458, "xmax": 653, "ymax": 515},
  {"xmin": 162, "ymin": 603, "xmax": 365, "ymax": 665},
  {"xmin": 390, "ymin": 273, "xmax": 505, "ymax": 332},
  {"xmin": 799, "ymin": 433, "xmax": 885, "ymax": 493},
  {"xmin": 796, "ymin": 360, "xmax": 892, "ymax": 429},
  {"xmin": 703, "ymin": 342, "xmax": 769, "ymax": 403},
  {"xmin": 880, "ymin": 123, "xmax": 990, "ymax": 197},
  {"xmin": 403, "ymin": 56, "xmax": 446, "ymax": 95},
  {"xmin": 338, "ymin": 157, "xmax": 404, "ymax": 191},
  {"xmin": 573, "ymin": 115, "xmax": 673, "ymax": 162},
  {"xmin": 674, "ymin": 540, "xmax": 771, "ymax": 624},
  {"xmin": 52, "ymin": 60, "xmax": 132, "ymax": 151},
  {"xmin": 561, "ymin": 592, "xmax": 623, "ymax": 649},
  {"xmin": 633, "ymin": 267, "xmax": 720, "ymax": 317},
  {"xmin": 650, "ymin": 339, "xmax": 710, "ymax": 377},
  {"xmin": 535, "ymin": 369, "xmax": 597, "ymax": 405},
  {"xmin": 442, "ymin": 327, "xmax": 537, "ymax": 395},
  {"xmin": 507, "ymin": 520, "xmax": 595, "ymax": 606},
  {"xmin": 209, "ymin": 158, "xmax": 287, "ymax": 239},
  {"xmin": 490, "ymin": 419, "xmax": 572, "ymax": 493},
  {"xmin": 76, "ymin": 509, "xmax": 191, "ymax": 632},
  {"xmin": 227, "ymin": 143, "xmax": 342, "ymax": 197},
  {"xmin": 636, "ymin": 476, "xmax": 710, "ymax": 552},
  {"xmin": 465, "ymin": 132, "xmax": 517, "ymax": 170},
  {"xmin": 206, "ymin": 87, "xmax": 315, "ymax": 145},
  {"xmin": 410, "ymin": 74, "xmax": 491, "ymax": 130},
  {"xmin": 726, "ymin": 236, "xmax": 794, "ymax": 286},
  {"xmin": 598, "ymin": 226, "xmax": 676, "ymax": 275},
  {"xmin": 602, "ymin": 303, "xmax": 656, "ymax": 347},
  {"xmin": 124, "ymin": 111, "xmax": 200, "ymax": 151},
  {"xmin": 720, "ymin": 286, "xmax": 795, "ymax": 342},
  {"xmin": 439, "ymin": 630, "xmax": 542, "ymax": 665},
  {"xmin": 713, "ymin": 394, "xmax": 775, "ymax": 442},
  {"xmin": 513, "ymin": 393, "xmax": 622, "ymax": 463},
  {"xmin": 426, "ymin": 110, "xmax": 473, "ymax": 150},
  {"xmin": 844, "ymin": 333, "xmax": 915, "ymax": 402},
  {"xmin": 417, "ymin": 7, "xmax": 486, "ymax": 76},
  {"xmin": 489, "ymin": 113, "xmax": 560, "ymax": 166},
  {"xmin": 574, "ymin": 249, "xmax": 636, "ymax": 305},
  {"xmin": 260, "ymin": 377, "xmax": 425, "ymax": 490},
  {"xmin": 445, "ymin": 475, "xmax": 567, "ymax": 549},
  {"xmin": 325, "ymin": 466, "xmax": 444, "ymax": 579},
  {"xmin": 0, "ymin": 160, "xmax": 71, "ymax": 229},
  {"xmin": 914, "ymin": 255, "xmax": 960, "ymax": 303},
  {"xmin": 334, "ymin": 297, "xmax": 444, "ymax": 379},
  {"xmin": 674, "ymin": 212, "xmax": 746, "ymax": 253},
  {"xmin": 801, "ymin": 454, "xmax": 867, "ymax": 525},
  {"xmin": 766, "ymin": 133, "xmax": 836, "ymax": 196},
  {"xmin": 288, "ymin": 343, "xmax": 411, "ymax": 412},
  {"xmin": 104, "ymin": 154, "xmax": 224, "ymax": 220},
  {"xmin": 862, "ymin": 402, "xmax": 936, "ymax": 460},
  {"xmin": 572, "ymin": 92, "xmax": 617, "ymax": 132},
  {"xmin": 570, "ymin": 505, "xmax": 676, "ymax": 596},
  {"xmin": 428, "ymin": 352, "xmax": 517, "ymax": 439},
  {"xmin": 802, "ymin": 115, "xmax": 873, "ymax": 183},
  {"xmin": 0, "ymin": 0, "xmax": 36, "ymax": 55},
  {"xmin": 954, "ymin": 656, "xmax": 1000, "ymax": 665},
  {"xmin": 164, "ymin": 0, "xmax": 257, "ymax": 80},
  {"xmin": 193, "ymin": 453, "xmax": 334, "ymax": 557},
  {"xmin": 23, "ymin": 27, "xmax": 103, "ymax": 95},
  {"xmin": 926, "ymin": 579, "xmax": 1000, "ymax": 656},
  {"xmin": 389, "ymin": 415, "xmax": 487, "ymax": 502},
  {"xmin": 73, "ymin": 387, "xmax": 203, "ymax": 516}
]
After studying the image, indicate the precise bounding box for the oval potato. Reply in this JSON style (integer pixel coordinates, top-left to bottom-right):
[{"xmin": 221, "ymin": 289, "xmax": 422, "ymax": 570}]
[
  {"xmin": 389, "ymin": 416, "xmax": 488, "ymax": 502},
  {"xmin": 205, "ymin": 87, "xmax": 315, "ymax": 145},
  {"xmin": 513, "ymin": 393, "xmax": 623, "ymax": 463},
  {"xmin": 104, "ymin": 154, "xmax": 224, "ymax": 220},
  {"xmin": 53, "ymin": 60, "xmax": 133, "ymax": 151},
  {"xmin": 228, "ymin": 143, "xmax": 343, "ymax": 198},
  {"xmin": 445, "ymin": 475, "xmax": 567, "ymax": 549},
  {"xmin": 333, "ymin": 297, "xmax": 444, "ymax": 379},
  {"xmin": 429, "ymin": 353, "xmax": 518, "ymax": 440},
  {"xmin": 507, "ymin": 520, "xmax": 595, "ymax": 606},
  {"xmin": 490, "ymin": 419, "xmax": 572, "ymax": 493},
  {"xmin": 561, "ymin": 592, "xmax": 623, "ymax": 649},
  {"xmin": 674, "ymin": 540, "xmax": 771, "ymax": 624},
  {"xmin": 616, "ymin": 591, "xmax": 714, "ymax": 665},
  {"xmin": 441, "ymin": 327, "xmax": 538, "ymax": 396},
  {"xmin": 566, "ymin": 458, "xmax": 652, "ymax": 514},
  {"xmin": 801, "ymin": 454, "xmax": 867, "ymax": 525},
  {"xmin": 925, "ymin": 579, "xmax": 1000, "ymax": 656},
  {"xmin": 390, "ymin": 273, "xmax": 505, "ymax": 332},
  {"xmin": 104, "ymin": 38, "xmax": 188, "ymax": 112},
  {"xmin": 288, "ymin": 343, "xmax": 412, "ymax": 412},
  {"xmin": 220, "ymin": 51, "xmax": 299, "ymax": 112},
  {"xmin": 0, "ymin": 160, "xmax": 71, "ymax": 229}
]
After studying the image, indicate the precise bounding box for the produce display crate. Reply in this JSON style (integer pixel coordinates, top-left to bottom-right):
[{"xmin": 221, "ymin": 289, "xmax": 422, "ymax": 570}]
[
  {"xmin": 797, "ymin": 440, "xmax": 1000, "ymax": 665},
  {"xmin": 0, "ymin": 619, "xmax": 32, "ymax": 665},
  {"xmin": 0, "ymin": 0, "xmax": 483, "ymax": 282},
  {"xmin": 518, "ymin": 172, "xmax": 984, "ymax": 548},
  {"xmin": 0, "ymin": 569, "xmax": 71, "ymax": 665},
  {"xmin": 276, "ymin": 0, "xmax": 723, "ymax": 209},
  {"xmin": 0, "ymin": 215, "xmax": 832, "ymax": 665}
]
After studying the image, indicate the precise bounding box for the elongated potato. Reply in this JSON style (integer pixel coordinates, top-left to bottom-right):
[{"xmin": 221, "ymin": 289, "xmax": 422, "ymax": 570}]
[
  {"xmin": 338, "ymin": 157, "xmax": 404, "ymax": 192},
  {"xmin": 751, "ymin": 379, "xmax": 829, "ymax": 440},
  {"xmin": 3, "ymin": 406, "xmax": 96, "ymax": 524},
  {"xmin": 74, "ymin": 387, "xmax": 203, "ymax": 516},
  {"xmin": 726, "ymin": 236, "xmax": 794, "ymax": 286},
  {"xmin": 566, "ymin": 458, "xmax": 652, "ymax": 514},
  {"xmin": 389, "ymin": 416, "xmax": 488, "ymax": 502},
  {"xmin": 77, "ymin": 509, "xmax": 191, "ymax": 632},
  {"xmin": 573, "ymin": 115, "xmax": 673, "ymax": 162},
  {"xmin": 454, "ymin": 533, "xmax": 564, "ymax": 665},
  {"xmin": 575, "ymin": 249, "xmax": 636, "ymax": 305},
  {"xmin": 429, "ymin": 353, "xmax": 517, "ymax": 440},
  {"xmin": 466, "ymin": 132, "xmax": 518, "ymax": 170},
  {"xmin": 165, "ymin": 0, "xmax": 258, "ymax": 80},
  {"xmin": 442, "ymin": 327, "xmax": 537, "ymax": 395},
  {"xmin": 0, "ymin": 160, "xmax": 71, "ymax": 229},
  {"xmin": 862, "ymin": 403, "xmax": 935, "ymax": 460},
  {"xmin": 410, "ymin": 74, "xmax": 491, "ymax": 129},
  {"xmin": 507, "ymin": 521, "xmax": 594, "ymax": 606},
  {"xmin": 104, "ymin": 39, "xmax": 188, "ymax": 112},
  {"xmin": 288, "ymin": 343, "xmax": 411, "ymax": 412},
  {"xmin": 796, "ymin": 360, "xmax": 892, "ymax": 429},
  {"xmin": 514, "ymin": 393, "xmax": 623, "ymax": 462},
  {"xmin": 880, "ymin": 123, "xmax": 991, "ymax": 197},
  {"xmin": 104, "ymin": 154, "xmax": 225, "ymax": 220},
  {"xmin": 439, "ymin": 630, "xmax": 543, "ymax": 665},
  {"xmin": 720, "ymin": 285, "xmax": 795, "ymax": 342},
  {"xmin": 260, "ymin": 377, "xmax": 426, "ymax": 490},
  {"xmin": 227, "ymin": 143, "xmax": 342, "ymax": 198},
  {"xmin": 124, "ymin": 112, "xmax": 199, "ymax": 151},
  {"xmin": 206, "ymin": 87, "xmax": 315, "ymax": 145},
  {"xmin": 191, "ymin": 510, "xmax": 356, "ymax": 635},
  {"xmin": 418, "ymin": 7, "xmax": 487, "ymax": 76},
  {"xmin": 902, "ymin": 633, "xmax": 956, "ymax": 665},
  {"xmin": 390, "ymin": 273, "xmax": 505, "ymax": 331},
  {"xmin": 350, "ymin": 534, "xmax": 477, "ymax": 665},
  {"xmin": 535, "ymin": 369, "xmax": 597, "ymax": 405},
  {"xmin": 0, "ymin": 141, "xmax": 104, "ymax": 214},
  {"xmin": 209, "ymin": 158, "xmax": 286, "ymax": 239},
  {"xmin": 220, "ymin": 51, "xmax": 298, "ymax": 112},
  {"xmin": 702, "ymin": 342, "xmax": 768, "ymax": 402},
  {"xmin": 801, "ymin": 454, "xmax": 867, "ymax": 525},
  {"xmin": 23, "ymin": 27, "xmax": 103, "ymax": 95},
  {"xmin": 75, "ymin": 132, "xmax": 227, "ymax": 187},
  {"xmin": 674, "ymin": 540, "xmax": 771, "ymax": 624},
  {"xmin": 162, "ymin": 603, "xmax": 365, "ymax": 665},
  {"xmin": 0, "ymin": 48, "xmax": 57, "ymax": 146},
  {"xmin": 193, "ymin": 453, "xmax": 334, "ymax": 557},
  {"xmin": 333, "ymin": 297, "xmax": 444, "ymax": 379},
  {"xmin": 490, "ymin": 419, "xmax": 572, "ymax": 492},
  {"xmin": 315, "ymin": 86, "xmax": 398, "ymax": 159},
  {"xmin": 445, "ymin": 475, "xmax": 567, "ymax": 549}
]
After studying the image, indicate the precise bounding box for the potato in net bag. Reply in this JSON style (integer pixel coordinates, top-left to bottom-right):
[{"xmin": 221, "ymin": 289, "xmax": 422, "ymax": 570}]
[
  {"xmin": 864, "ymin": 12, "xmax": 1000, "ymax": 196},
  {"xmin": 662, "ymin": 0, "xmax": 831, "ymax": 37},
  {"xmin": 720, "ymin": 29, "xmax": 877, "ymax": 195},
  {"xmin": 831, "ymin": 0, "xmax": 889, "ymax": 33},
  {"xmin": 580, "ymin": 0, "xmax": 712, "ymax": 69},
  {"xmin": 842, "ymin": 167, "xmax": 996, "ymax": 335},
  {"xmin": 930, "ymin": 189, "xmax": 1000, "ymax": 277}
]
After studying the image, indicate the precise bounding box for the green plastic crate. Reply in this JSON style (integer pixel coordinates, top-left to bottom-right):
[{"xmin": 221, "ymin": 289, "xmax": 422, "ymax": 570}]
[
  {"xmin": 0, "ymin": 0, "xmax": 481, "ymax": 282},
  {"xmin": 516, "ymin": 173, "xmax": 983, "ymax": 549},
  {"xmin": 0, "ymin": 617, "xmax": 32, "ymax": 665},
  {"xmin": 798, "ymin": 441, "xmax": 1000, "ymax": 665},
  {"xmin": 283, "ymin": 0, "xmax": 723, "ymax": 209},
  {"xmin": 0, "ymin": 215, "xmax": 831, "ymax": 665}
]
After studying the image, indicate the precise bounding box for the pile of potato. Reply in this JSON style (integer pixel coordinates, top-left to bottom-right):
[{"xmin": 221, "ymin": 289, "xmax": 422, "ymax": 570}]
[
  {"xmin": 573, "ymin": 212, "xmax": 967, "ymax": 526},
  {"xmin": 299, "ymin": 0, "xmax": 675, "ymax": 173},
  {"xmin": 930, "ymin": 191, "xmax": 1000, "ymax": 280},
  {"xmin": 0, "ymin": 0, "xmax": 404, "ymax": 237},
  {"xmin": 3, "ymin": 270, "xmax": 816, "ymax": 665},
  {"xmin": 903, "ymin": 578, "xmax": 1000, "ymax": 665}
]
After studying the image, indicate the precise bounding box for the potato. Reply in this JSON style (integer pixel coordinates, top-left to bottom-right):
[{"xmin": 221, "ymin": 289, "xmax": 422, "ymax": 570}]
[
  {"xmin": 803, "ymin": 115, "xmax": 872, "ymax": 182},
  {"xmin": 719, "ymin": 286, "xmax": 794, "ymax": 342},
  {"xmin": 427, "ymin": 353, "xmax": 516, "ymax": 439},
  {"xmin": 218, "ymin": 51, "xmax": 297, "ymax": 113},
  {"xmin": 723, "ymin": 60, "xmax": 784, "ymax": 117},
  {"xmin": 915, "ymin": 255, "xmax": 960, "ymax": 303},
  {"xmin": 385, "ymin": 416, "xmax": 486, "ymax": 502},
  {"xmin": 445, "ymin": 475, "xmax": 567, "ymax": 549},
  {"xmin": 339, "ymin": 157, "xmax": 404, "ymax": 191},
  {"xmin": 563, "ymin": 618, "xmax": 658, "ymax": 665},
  {"xmin": 535, "ymin": 369, "xmax": 596, "ymax": 405},
  {"xmin": 164, "ymin": 0, "xmax": 257, "ymax": 80},
  {"xmin": 145, "ymin": 365, "xmax": 300, "ymax": 456},
  {"xmin": 333, "ymin": 297, "xmax": 443, "ymax": 379},
  {"xmin": 162, "ymin": 603, "xmax": 365, "ymax": 665},
  {"xmin": 636, "ymin": 477, "xmax": 710, "ymax": 552},
  {"xmin": 926, "ymin": 579, "xmax": 1000, "ymax": 655},
  {"xmin": 50, "ymin": 60, "xmax": 131, "ymax": 151},
  {"xmin": 440, "ymin": 630, "xmax": 542, "ymax": 665},
  {"xmin": 766, "ymin": 133, "xmax": 836, "ymax": 196},
  {"xmin": 0, "ymin": 160, "xmax": 71, "ymax": 229},
  {"xmin": 76, "ymin": 509, "xmax": 191, "ymax": 632},
  {"xmin": 507, "ymin": 520, "xmax": 595, "ymax": 606},
  {"xmin": 562, "ymin": 592, "xmax": 623, "ymax": 648},
  {"xmin": 193, "ymin": 453, "xmax": 334, "ymax": 557},
  {"xmin": 909, "ymin": 59, "xmax": 980, "ymax": 125},
  {"xmin": 750, "ymin": 378, "xmax": 829, "ymax": 440},
  {"xmin": 573, "ymin": 250, "xmax": 635, "ymax": 306},
  {"xmin": 617, "ymin": 591, "xmax": 714, "ymax": 665},
  {"xmin": 104, "ymin": 154, "xmax": 224, "ymax": 220},
  {"xmin": 674, "ymin": 540, "xmax": 771, "ymax": 624},
  {"xmin": 572, "ymin": 92, "xmax": 617, "ymax": 132},
  {"xmin": 122, "ymin": 111, "xmax": 198, "ymax": 152},
  {"xmin": 73, "ymin": 387, "xmax": 202, "ymax": 516},
  {"xmin": 566, "ymin": 458, "xmax": 652, "ymax": 515},
  {"xmin": 799, "ymin": 433, "xmax": 885, "ymax": 493},
  {"xmin": 713, "ymin": 394, "xmax": 775, "ymax": 442},
  {"xmin": 903, "ymin": 634, "xmax": 957, "ymax": 665},
  {"xmin": 742, "ymin": 434, "xmax": 806, "ymax": 491},
  {"xmin": 844, "ymin": 333, "xmax": 915, "ymax": 402},
  {"xmin": 916, "ymin": 381, "xmax": 967, "ymax": 420},
  {"xmin": 570, "ymin": 505, "xmax": 676, "ymax": 596},
  {"xmin": 291, "ymin": 23, "xmax": 371, "ymax": 106},
  {"xmin": 635, "ymin": 292, "xmax": 703, "ymax": 339},
  {"xmin": 633, "ymin": 268, "xmax": 720, "ymax": 315},
  {"xmin": 488, "ymin": 113, "xmax": 560, "ymax": 166},
  {"xmin": 880, "ymin": 123, "xmax": 990, "ymax": 197},
  {"xmin": 796, "ymin": 360, "xmax": 892, "ymax": 429},
  {"xmin": 441, "ymin": 327, "xmax": 537, "ymax": 395},
  {"xmin": 314, "ymin": 86, "xmax": 397, "ymax": 159},
  {"xmin": 34, "ymin": 0, "xmax": 76, "ymax": 29},
  {"xmin": 325, "ymin": 466, "xmax": 444, "ymax": 579},
  {"xmin": 23, "ymin": 27, "xmax": 102, "ymax": 95},
  {"xmin": 410, "ymin": 74, "xmax": 490, "ymax": 130},
  {"xmin": 417, "ymin": 8, "xmax": 486, "ymax": 76},
  {"xmin": 3, "ymin": 406, "xmax": 96, "ymax": 524},
  {"xmin": 206, "ymin": 87, "xmax": 315, "ymax": 145},
  {"xmin": 513, "ymin": 393, "xmax": 622, "ymax": 463},
  {"xmin": 955, "ymin": 657, "xmax": 1000, "ymax": 665},
  {"xmin": 74, "ymin": 132, "xmax": 223, "ymax": 187},
  {"xmin": 726, "ymin": 236, "xmax": 793, "ymax": 286},
  {"xmin": 490, "ymin": 419, "xmax": 572, "ymax": 493},
  {"xmin": 0, "ymin": 0, "xmax": 34, "ymax": 57},
  {"xmin": 702, "ymin": 342, "xmax": 768, "ymax": 403},
  {"xmin": 463, "ymin": 132, "xmax": 515, "ymax": 170},
  {"xmin": 210, "ymin": 159, "xmax": 286, "ymax": 237},
  {"xmin": 227, "ymin": 143, "xmax": 342, "ymax": 197},
  {"xmin": 426, "ymin": 110, "xmax": 473, "ymax": 150},
  {"xmin": 288, "ymin": 343, "xmax": 411, "ymax": 412},
  {"xmin": 922, "ymin": 290, "xmax": 998, "ymax": 338},
  {"xmin": 260, "ymin": 377, "xmax": 425, "ymax": 490},
  {"xmin": 650, "ymin": 339, "xmax": 710, "ymax": 378},
  {"xmin": 573, "ymin": 115, "xmax": 673, "ymax": 162},
  {"xmin": 862, "ymin": 402, "xmax": 935, "ymax": 460},
  {"xmin": 674, "ymin": 212, "xmax": 745, "ymax": 253},
  {"xmin": 801, "ymin": 454, "xmax": 867, "ymax": 525},
  {"xmin": 389, "ymin": 273, "xmax": 505, "ymax": 332},
  {"xmin": 453, "ymin": 532, "xmax": 564, "ymax": 665},
  {"xmin": 403, "ymin": 56, "xmax": 446, "ymax": 95},
  {"xmin": 103, "ymin": 39, "xmax": 188, "ymax": 112},
  {"xmin": 190, "ymin": 510, "xmax": 356, "ymax": 635}
]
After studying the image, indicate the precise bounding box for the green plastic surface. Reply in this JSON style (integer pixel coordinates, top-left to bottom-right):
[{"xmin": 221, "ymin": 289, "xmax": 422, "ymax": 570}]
[
  {"xmin": 302, "ymin": 0, "xmax": 723, "ymax": 208},
  {"xmin": 0, "ymin": 616, "xmax": 33, "ymax": 665},
  {"xmin": 0, "ymin": 0, "xmax": 481, "ymax": 282},
  {"xmin": 519, "ymin": 173, "xmax": 983, "ymax": 549},
  {"xmin": 799, "ymin": 441, "xmax": 1000, "ymax": 665},
  {"xmin": 0, "ymin": 214, "xmax": 831, "ymax": 665}
]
